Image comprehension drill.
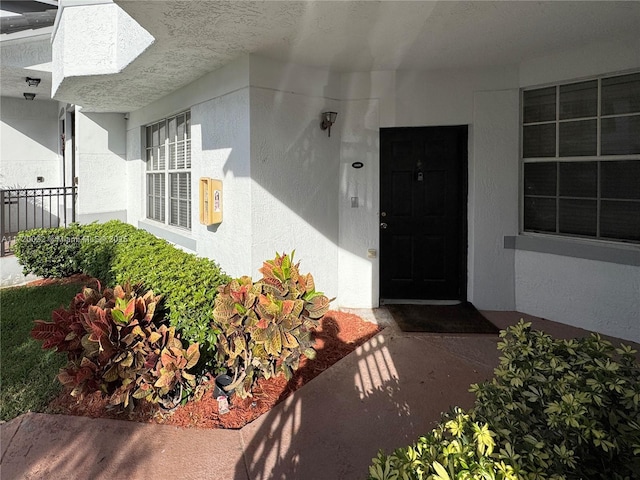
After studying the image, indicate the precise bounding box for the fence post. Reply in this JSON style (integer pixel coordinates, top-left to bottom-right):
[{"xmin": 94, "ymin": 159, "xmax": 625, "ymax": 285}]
[
  {"xmin": 1, "ymin": 190, "xmax": 5, "ymax": 257},
  {"xmin": 71, "ymin": 186, "xmax": 76, "ymax": 224}
]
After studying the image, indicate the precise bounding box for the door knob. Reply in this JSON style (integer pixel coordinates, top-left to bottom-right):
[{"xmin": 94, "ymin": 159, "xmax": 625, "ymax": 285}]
[{"xmin": 380, "ymin": 222, "xmax": 388, "ymax": 229}]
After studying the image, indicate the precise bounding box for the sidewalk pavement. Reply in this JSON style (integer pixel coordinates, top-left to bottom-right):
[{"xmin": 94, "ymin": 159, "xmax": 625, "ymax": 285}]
[{"xmin": 1, "ymin": 310, "xmax": 632, "ymax": 480}]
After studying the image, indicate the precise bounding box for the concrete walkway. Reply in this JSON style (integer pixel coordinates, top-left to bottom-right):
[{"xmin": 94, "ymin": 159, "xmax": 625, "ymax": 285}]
[
  {"xmin": 0, "ymin": 255, "xmax": 39, "ymax": 288},
  {"xmin": 1, "ymin": 310, "xmax": 632, "ymax": 480}
]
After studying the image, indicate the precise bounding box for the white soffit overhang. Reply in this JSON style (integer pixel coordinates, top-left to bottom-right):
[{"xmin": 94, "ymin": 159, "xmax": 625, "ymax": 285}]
[
  {"xmin": 0, "ymin": 30, "xmax": 54, "ymax": 100},
  {"xmin": 52, "ymin": 1, "xmax": 640, "ymax": 112},
  {"xmin": 51, "ymin": 0, "xmax": 155, "ymax": 111}
]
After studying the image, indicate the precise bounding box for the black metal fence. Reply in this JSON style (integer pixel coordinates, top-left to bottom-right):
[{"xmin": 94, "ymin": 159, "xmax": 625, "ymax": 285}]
[{"xmin": 1, "ymin": 186, "xmax": 77, "ymax": 256}]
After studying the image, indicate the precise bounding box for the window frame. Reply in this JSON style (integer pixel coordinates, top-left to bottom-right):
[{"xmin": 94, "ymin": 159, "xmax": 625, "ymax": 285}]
[
  {"xmin": 520, "ymin": 71, "xmax": 640, "ymax": 245},
  {"xmin": 144, "ymin": 111, "xmax": 192, "ymax": 231}
]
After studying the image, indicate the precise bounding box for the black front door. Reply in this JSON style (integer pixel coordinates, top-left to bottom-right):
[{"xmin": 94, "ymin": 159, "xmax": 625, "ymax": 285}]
[{"xmin": 380, "ymin": 126, "xmax": 467, "ymax": 301}]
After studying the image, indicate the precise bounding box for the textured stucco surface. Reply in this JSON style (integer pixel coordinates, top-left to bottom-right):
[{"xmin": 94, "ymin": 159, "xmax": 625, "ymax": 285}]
[
  {"xmin": 515, "ymin": 251, "xmax": 640, "ymax": 343},
  {"xmin": 52, "ymin": 3, "xmax": 154, "ymax": 109},
  {"xmin": 109, "ymin": 37, "xmax": 640, "ymax": 338},
  {"xmin": 51, "ymin": 1, "xmax": 640, "ymax": 111},
  {"xmin": 469, "ymin": 89, "xmax": 519, "ymax": 310},
  {"xmin": 0, "ymin": 97, "xmax": 60, "ymax": 188},
  {"xmin": 122, "ymin": 57, "xmax": 252, "ymax": 277},
  {"xmin": 194, "ymin": 88, "xmax": 252, "ymax": 278},
  {"xmin": 519, "ymin": 34, "xmax": 640, "ymax": 88},
  {"xmin": 0, "ymin": 33, "xmax": 53, "ymax": 100},
  {"xmin": 395, "ymin": 66, "xmax": 518, "ymax": 127},
  {"xmin": 127, "ymin": 56, "xmax": 249, "ymax": 129},
  {"xmin": 338, "ymin": 98, "xmax": 380, "ymax": 307},
  {"xmin": 250, "ymin": 86, "xmax": 340, "ymax": 301},
  {"xmin": 124, "ymin": 125, "xmax": 143, "ymax": 225},
  {"xmin": 511, "ymin": 37, "xmax": 640, "ymax": 341},
  {"xmin": 75, "ymin": 112, "xmax": 127, "ymax": 215}
]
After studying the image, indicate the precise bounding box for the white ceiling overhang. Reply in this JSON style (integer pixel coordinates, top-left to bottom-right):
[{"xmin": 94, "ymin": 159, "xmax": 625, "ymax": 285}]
[
  {"xmin": 0, "ymin": 31, "xmax": 54, "ymax": 101},
  {"xmin": 51, "ymin": 0, "xmax": 640, "ymax": 112}
]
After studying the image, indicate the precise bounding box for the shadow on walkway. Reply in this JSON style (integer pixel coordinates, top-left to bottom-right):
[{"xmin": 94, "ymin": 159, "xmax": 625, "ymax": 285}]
[{"xmin": 235, "ymin": 314, "xmax": 498, "ymax": 479}]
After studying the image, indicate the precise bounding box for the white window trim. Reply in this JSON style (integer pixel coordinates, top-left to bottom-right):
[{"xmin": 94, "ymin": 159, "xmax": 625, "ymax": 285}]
[{"xmin": 144, "ymin": 111, "xmax": 192, "ymax": 231}]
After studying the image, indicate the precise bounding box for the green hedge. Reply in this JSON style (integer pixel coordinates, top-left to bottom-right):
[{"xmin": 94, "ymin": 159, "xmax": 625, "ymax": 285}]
[
  {"xmin": 13, "ymin": 224, "xmax": 84, "ymax": 278},
  {"xmin": 369, "ymin": 321, "xmax": 640, "ymax": 480},
  {"xmin": 15, "ymin": 221, "xmax": 231, "ymax": 364}
]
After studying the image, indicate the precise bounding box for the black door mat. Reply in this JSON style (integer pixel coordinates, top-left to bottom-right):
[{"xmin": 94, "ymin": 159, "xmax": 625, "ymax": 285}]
[{"xmin": 385, "ymin": 302, "xmax": 500, "ymax": 334}]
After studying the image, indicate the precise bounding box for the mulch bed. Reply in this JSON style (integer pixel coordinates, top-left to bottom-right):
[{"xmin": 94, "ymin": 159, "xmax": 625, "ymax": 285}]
[
  {"xmin": 26, "ymin": 274, "xmax": 100, "ymax": 289},
  {"xmin": 37, "ymin": 278, "xmax": 382, "ymax": 429}
]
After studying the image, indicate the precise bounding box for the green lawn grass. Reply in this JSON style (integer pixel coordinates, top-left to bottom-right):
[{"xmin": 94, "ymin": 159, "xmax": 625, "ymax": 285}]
[{"xmin": 0, "ymin": 282, "xmax": 83, "ymax": 421}]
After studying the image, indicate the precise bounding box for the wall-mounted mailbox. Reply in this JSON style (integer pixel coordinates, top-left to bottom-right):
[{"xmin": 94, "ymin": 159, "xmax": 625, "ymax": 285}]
[{"xmin": 199, "ymin": 177, "xmax": 223, "ymax": 225}]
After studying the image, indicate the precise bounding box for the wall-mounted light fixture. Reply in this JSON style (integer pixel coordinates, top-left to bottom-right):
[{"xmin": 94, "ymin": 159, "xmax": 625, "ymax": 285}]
[
  {"xmin": 23, "ymin": 92, "xmax": 36, "ymax": 100},
  {"xmin": 26, "ymin": 77, "xmax": 41, "ymax": 87},
  {"xmin": 320, "ymin": 111, "xmax": 338, "ymax": 137}
]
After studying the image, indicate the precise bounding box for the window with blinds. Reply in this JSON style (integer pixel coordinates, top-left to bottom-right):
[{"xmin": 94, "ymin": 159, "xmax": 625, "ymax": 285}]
[
  {"xmin": 145, "ymin": 111, "xmax": 191, "ymax": 230},
  {"xmin": 522, "ymin": 72, "xmax": 640, "ymax": 243}
]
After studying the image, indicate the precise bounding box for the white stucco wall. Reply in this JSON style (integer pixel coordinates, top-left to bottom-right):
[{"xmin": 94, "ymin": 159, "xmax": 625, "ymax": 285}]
[
  {"xmin": 516, "ymin": 251, "xmax": 640, "ymax": 343},
  {"xmin": 514, "ymin": 37, "xmax": 640, "ymax": 341},
  {"xmin": 52, "ymin": 2, "xmax": 154, "ymax": 96},
  {"xmin": 394, "ymin": 66, "xmax": 519, "ymax": 127},
  {"xmin": 249, "ymin": 55, "xmax": 342, "ymax": 101},
  {"xmin": 469, "ymin": 90, "xmax": 519, "ymax": 310},
  {"xmin": 0, "ymin": 97, "xmax": 60, "ymax": 188},
  {"xmin": 125, "ymin": 125, "xmax": 143, "ymax": 224},
  {"xmin": 337, "ymin": 65, "xmax": 521, "ymax": 308},
  {"xmin": 338, "ymin": 99, "xmax": 380, "ymax": 307},
  {"xmin": 127, "ymin": 56, "xmax": 250, "ymax": 129},
  {"xmin": 124, "ymin": 57, "xmax": 252, "ymax": 276},
  {"xmin": 519, "ymin": 35, "xmax": 640, "ymax": 87},
  {"xmin": 249, "ymin": 86, "xmax": 340, "ymax": 301},
  {"xmin": 124, "ymin": 56, "xmax": 342, "ymax": 292},
  {"xmin": 110, "ymin": 42, "xmax": 638, "ymax": 340},
  {"xmin": 75, "ymin": 110, "xmax": 127, "ymax": 221},
  {"xmin": 193, "ymin": 88, "xmax": 252, "ymax": 278}
]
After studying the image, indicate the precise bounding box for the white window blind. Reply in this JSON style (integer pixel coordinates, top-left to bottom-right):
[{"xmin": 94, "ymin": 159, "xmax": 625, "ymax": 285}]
[
  {"xmin": 146, "ymin": 111, "xmax": 191, "ymax": 230},
  {"xmin": 522, "ymin": 72, "xmax": 640, "ymax": 243}
]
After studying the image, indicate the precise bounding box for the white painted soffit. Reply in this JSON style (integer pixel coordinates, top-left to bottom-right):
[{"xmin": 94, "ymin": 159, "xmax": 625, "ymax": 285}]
[
  {"xmin": 53, "ymin": 1, "xmax": 640, "ymax": 112},
  {"xmin": 0, "ymin": 31, "xmax": 54, "ymax": 100},
  {"xmin": 51, "ymin": 0, "xmax": 155, "ymax": 111}
]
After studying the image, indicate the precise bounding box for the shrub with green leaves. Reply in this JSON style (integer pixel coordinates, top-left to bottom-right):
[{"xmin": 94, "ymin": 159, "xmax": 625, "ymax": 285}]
[
  {"xmin": 471, "ymin": 321, "xmax": 640, "ymax": 480},
  {"xmin": 14, "ymin": 221, "xmax": 230, "ymax": 365},
  {"xmin": 370, "ymin": 407, "xmax": 517, "ymax": 480},
  {"xmin": 211, "ymin": 252, "xmax": 331, "ymax": 398},
  {"xmin": 14, "ymin": 224, "xmax": 84, "ymax": 277},
  {"xmin": 368, "ymin": 321, "xmax": 640, "ymax": 480},
  {"xmin": 31, "ymin": 283, "xmax": 200, "ymax": 409}
]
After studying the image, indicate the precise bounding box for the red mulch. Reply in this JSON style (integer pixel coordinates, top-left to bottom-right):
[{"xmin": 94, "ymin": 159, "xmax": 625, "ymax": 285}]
[
  {"xmin": 46, "ymin": 309, "xmax": 382, "ymax": 429},
  {"xmin": 26, "ymin": 274, "xmax": 100, "ymax": 288}
]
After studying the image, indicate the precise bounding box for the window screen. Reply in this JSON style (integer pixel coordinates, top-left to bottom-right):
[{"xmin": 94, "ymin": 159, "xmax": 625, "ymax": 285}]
[{"xmin": 522, "ymin": 72, "xmax": 640, "ymax": 243}]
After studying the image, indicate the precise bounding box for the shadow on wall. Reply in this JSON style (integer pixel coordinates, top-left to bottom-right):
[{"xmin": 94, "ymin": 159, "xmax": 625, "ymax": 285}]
[
  {"xmin": 197, "ymin": 57, "xmax": 372, "ymax": 265},
  {"xmin": 0, "ymin": 97, "xmax": 59, "ymax": 154},
  {"xmin": 81, "ymin": 113, "xmax": 127, "ymax": 157},
  {"xmin": 1, "ymin": 194, "xmax": 69, "ymax": 254},
  {"xmin": 213, "ymin": 95, "xmax": 340, "ymax": 245},
  {"xmin": 2, "ymin": 196, "xmax": 64, "ymax": 231},
  {"xmin": 233, "ymin": 314, "xmax": 496, "ymax": 479}
]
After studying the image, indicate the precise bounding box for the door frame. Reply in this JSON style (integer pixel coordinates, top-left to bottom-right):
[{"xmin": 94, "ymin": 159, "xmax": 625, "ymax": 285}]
[{"xmin": 378, "ymin": 125, "xmax": 469, "ymax": 303}]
